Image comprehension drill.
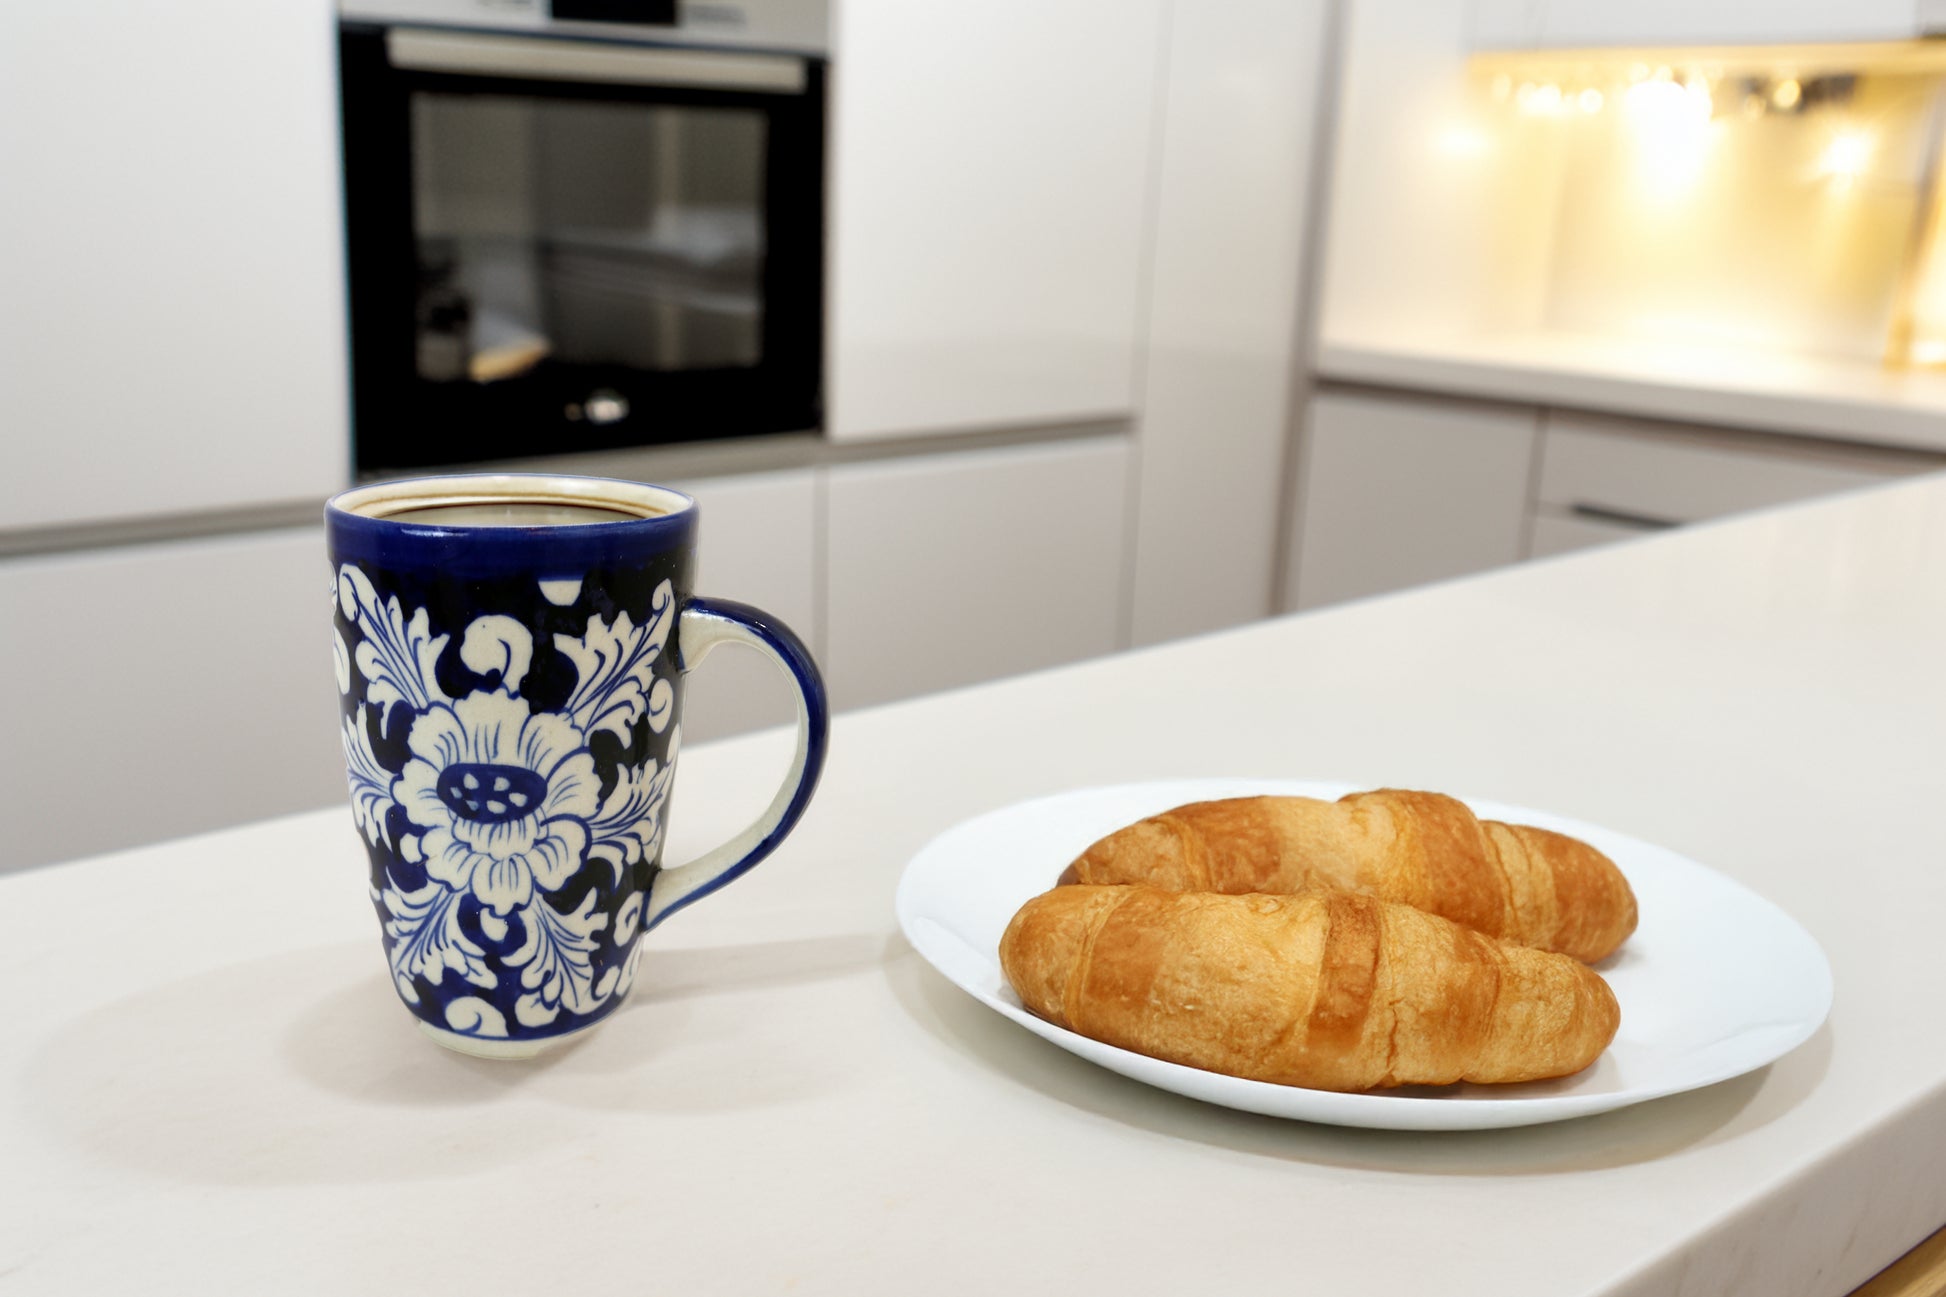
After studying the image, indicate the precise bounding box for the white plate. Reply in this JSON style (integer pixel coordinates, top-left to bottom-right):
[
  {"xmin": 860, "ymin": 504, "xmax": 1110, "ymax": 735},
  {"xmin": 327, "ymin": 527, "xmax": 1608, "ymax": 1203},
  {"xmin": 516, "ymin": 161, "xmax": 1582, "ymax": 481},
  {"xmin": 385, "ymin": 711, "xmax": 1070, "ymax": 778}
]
[{"xmin": 895, "ymin": 779, "xmax": 1832, "ymax": 1131}]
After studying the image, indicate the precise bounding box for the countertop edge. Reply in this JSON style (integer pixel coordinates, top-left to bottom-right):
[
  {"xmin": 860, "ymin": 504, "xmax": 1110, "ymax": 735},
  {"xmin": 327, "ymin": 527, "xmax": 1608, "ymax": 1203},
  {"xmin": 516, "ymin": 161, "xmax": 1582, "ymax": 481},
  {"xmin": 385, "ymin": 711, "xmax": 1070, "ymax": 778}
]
[
  {"xmin": 1316, "ymin": 341, "xmax": 1946, "ymax": 456},
  {"xmin": 1606, "ymin": 1078, "xmax": 1946, "ymax": 1297}
]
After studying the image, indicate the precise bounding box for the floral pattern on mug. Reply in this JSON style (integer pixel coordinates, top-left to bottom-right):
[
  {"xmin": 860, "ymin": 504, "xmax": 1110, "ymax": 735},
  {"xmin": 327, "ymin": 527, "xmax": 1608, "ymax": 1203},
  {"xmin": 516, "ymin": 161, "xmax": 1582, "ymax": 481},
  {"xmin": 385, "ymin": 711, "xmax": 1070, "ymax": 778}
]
[
  {"xmin": 335, "ymin": 560, "xmax": 680, "ymax": 1039},
  {"xmin": 396, "ymin": 692, "xmax": 600, "ymax": 915}
]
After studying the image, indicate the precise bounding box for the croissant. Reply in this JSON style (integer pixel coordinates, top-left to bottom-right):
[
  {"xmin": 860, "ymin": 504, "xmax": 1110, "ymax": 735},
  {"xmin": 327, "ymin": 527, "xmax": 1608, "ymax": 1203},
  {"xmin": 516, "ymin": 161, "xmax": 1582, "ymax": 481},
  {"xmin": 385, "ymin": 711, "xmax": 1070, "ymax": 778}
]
[
  {"xmin": 1069, "ymin": 790, "xmax": 1637, "ymax": 962},
  {"xmin": 1000, "ymin": 885, "xmax": 1620, "ymax": 1091}
]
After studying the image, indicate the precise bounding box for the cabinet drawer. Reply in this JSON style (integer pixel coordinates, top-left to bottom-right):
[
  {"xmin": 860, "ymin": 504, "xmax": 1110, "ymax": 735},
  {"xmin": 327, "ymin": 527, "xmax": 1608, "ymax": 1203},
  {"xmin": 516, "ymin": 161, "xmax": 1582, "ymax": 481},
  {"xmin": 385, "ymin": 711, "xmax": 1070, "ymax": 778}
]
[
  {"xmin": 664, "ymin": 468, "xmax": 820, "ymax": 743},
  {"xmin": 1290, "ymin": 391, "xmax": 1537, "ymax": 610},
  {"xmin": 1538, "ymin": 414, "xmax": 1937, "ymax": 527},
  {"xmin": 0, "ymin": 528, "xmax": 344, "ymax": 872},
  {"xmin": 825, "ymin": 437, "xmax": 1129, "ymax": 708}
]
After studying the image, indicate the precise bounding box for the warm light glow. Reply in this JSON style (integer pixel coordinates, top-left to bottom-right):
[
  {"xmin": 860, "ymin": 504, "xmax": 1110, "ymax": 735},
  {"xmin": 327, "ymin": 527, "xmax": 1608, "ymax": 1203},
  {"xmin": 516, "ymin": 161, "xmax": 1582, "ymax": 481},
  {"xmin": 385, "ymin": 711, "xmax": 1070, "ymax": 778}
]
[
  {"xmin": 1514, "ymin": 81, "xmax": 1568, "ymax": 115},
  {"xmin": 1433, "ymin": 123, "xmax": 1493, "ymax": 160},
  {"xmin": 1622, "ymin": 76, "xmax": 1717, "ymax": 195},
  {"xmin": 1464, "ymin": 39, "xmax": 1946, "ymax": 367},
  {"xmin": 1817, "ymin": 129, "xmax": 1876, "ymax": 183},
  {"xmin": 1625, "ymin": 76, "xmax": 1714, "ymax": 126}
]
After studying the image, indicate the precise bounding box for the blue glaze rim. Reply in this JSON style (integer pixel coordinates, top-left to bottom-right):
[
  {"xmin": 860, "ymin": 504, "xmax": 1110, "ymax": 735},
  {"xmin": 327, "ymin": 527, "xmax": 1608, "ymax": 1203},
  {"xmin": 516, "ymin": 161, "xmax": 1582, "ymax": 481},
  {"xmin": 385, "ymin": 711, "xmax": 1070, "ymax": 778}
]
[{"xmin": 326, "ymin": 473, "xmax": 697, "ymax": 577}]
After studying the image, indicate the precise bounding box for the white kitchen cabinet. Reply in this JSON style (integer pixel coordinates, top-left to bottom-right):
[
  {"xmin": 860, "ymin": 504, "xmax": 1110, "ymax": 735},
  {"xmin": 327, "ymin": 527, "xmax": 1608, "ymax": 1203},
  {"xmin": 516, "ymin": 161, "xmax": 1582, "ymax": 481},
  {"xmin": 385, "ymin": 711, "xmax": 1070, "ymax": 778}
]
[
  {"xmin": 1470, "ymin": 0, "xmax": 1927, "ymax": 48},
  {"xmin": 1537, "ymin": 413, "xmax": 1940, "ymax": 530},
  {"xmin": 1127, "ymin": 0, "xmax": 1330, "ymax": 647},
  {"xmin": 664, "ymin": 468, "xmax": 821, "ymax": 743},
  {"xmin": 0, "ymin": 1, "xmax": 349, "ymax": 531},
  {"xmin": 1286, "ymin": 391, "xmax": 1539, "ymax": 611},
  {"xmin": 823, "ymin": 437, "xmax": 1129, "ymax": 709},
  {"xmin": 0, "ymin": 528, "xmax": 344, "ymax": 873},
  {"xmin": 1526, "ymin": 411, "xmax": 1942, "ymax": 559},
  {"xmin": 824, "ymin": 0, "xmax": 1163, "ymax": 442}
]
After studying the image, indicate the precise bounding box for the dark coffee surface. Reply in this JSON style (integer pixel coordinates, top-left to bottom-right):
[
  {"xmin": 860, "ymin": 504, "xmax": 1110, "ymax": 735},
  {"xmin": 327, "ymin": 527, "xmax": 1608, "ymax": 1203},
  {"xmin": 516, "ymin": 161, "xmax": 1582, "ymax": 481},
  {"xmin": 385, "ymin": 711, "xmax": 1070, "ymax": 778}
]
[{"xmin": 380, "ymin": 501, "xmax": 649, "ymax": 526}]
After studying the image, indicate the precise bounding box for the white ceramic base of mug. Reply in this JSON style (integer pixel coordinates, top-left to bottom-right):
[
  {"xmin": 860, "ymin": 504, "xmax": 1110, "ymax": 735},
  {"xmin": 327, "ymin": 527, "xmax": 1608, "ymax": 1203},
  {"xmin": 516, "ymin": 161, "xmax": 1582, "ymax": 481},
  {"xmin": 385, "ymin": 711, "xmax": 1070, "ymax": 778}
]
[{"xmin": 418, "ymin": 1019, "xmax": 597, "ymax": 1061}]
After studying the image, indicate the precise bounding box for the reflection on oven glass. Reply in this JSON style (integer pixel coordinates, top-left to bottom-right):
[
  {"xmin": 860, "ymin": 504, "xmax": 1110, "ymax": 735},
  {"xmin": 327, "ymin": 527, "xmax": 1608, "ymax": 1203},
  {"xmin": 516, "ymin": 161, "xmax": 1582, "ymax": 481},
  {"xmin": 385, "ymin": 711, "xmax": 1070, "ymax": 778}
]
[{"xmin": 410, "ymin": 93, "xmax": 768, "ymax": 384}]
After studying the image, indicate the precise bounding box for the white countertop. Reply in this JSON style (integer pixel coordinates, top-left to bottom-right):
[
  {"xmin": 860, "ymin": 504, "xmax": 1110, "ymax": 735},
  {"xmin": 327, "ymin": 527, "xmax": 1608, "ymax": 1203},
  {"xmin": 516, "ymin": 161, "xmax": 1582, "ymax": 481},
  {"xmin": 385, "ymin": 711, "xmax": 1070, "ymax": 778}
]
[
  {"xmin": 7, "ymin": 476, "xmax": 1946, "ymax": 1295},
  {"xmin": 1321, "ymin": 329, "xmax": 1946, "ymax": 454}
]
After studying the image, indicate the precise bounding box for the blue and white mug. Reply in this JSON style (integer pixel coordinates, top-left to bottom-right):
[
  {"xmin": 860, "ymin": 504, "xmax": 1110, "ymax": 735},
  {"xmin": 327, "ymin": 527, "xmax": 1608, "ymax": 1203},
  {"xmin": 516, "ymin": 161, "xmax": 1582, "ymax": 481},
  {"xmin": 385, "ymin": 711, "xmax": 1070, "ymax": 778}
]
[{"xmin": 325, "ymin": 474, "xmax": 829, "ymax": 1059}]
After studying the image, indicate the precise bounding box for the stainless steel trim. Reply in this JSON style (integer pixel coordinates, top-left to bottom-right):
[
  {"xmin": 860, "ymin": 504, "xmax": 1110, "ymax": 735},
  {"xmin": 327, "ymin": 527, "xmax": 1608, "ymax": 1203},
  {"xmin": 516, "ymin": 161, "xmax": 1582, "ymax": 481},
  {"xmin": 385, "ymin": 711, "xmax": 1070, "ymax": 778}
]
[
  {"xmin": 360, "ymin": 418, "xmax": 1136, "ymax": 486},
  {"xmin": 386, "ymin": 28, "xmax": 808, "ymax": 92},
  {"xmin": 0, "ymin": 500, "xmax": 326, "ymax": 561}
]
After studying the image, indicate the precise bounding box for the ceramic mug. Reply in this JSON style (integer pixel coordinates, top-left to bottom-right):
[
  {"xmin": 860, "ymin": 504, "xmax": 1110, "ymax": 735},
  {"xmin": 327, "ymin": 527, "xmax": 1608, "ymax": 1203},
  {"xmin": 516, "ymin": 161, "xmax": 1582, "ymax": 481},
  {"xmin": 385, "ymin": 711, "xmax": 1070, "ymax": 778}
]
[{"xmin": 325, "ymin": 474, "xmax": 829, "ymax": 1059}]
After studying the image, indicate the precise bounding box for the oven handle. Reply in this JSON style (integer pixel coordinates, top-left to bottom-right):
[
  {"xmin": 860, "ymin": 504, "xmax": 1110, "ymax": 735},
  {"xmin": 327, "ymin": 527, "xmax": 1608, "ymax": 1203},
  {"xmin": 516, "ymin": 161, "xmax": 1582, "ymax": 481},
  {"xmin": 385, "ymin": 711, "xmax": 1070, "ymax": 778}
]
[{"xmin": 386, "ymin": 28, "xmax": 808, "ymax": 93}]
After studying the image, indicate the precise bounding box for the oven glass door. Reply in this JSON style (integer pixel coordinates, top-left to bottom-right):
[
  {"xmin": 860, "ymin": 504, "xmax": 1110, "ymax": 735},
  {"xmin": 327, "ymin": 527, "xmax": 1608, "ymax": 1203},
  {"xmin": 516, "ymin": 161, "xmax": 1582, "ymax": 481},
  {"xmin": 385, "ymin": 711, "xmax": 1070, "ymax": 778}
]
[{"xmin": 341, "ymin": 27, "xmax": 824, "ymax": 473}]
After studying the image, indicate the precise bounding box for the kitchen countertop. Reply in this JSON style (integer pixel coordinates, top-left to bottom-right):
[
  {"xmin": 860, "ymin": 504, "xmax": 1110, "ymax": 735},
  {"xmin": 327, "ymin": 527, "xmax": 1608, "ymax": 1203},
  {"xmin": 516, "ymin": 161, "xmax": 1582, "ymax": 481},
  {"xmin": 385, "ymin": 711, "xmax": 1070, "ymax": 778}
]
[
  {"xmin": 5, "ymin": 474, "xmax": 1946, "ymax": 1295},
  {"xmin": 1321, "ymin": 329, "xmax": 1946, "ymax": 454}
]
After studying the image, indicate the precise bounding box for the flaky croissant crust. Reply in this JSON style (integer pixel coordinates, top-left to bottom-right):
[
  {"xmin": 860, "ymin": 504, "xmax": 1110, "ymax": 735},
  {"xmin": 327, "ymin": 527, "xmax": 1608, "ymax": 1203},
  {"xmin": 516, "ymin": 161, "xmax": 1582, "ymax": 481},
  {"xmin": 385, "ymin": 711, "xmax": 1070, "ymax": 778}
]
[
  {"xmin": 1001, "ymin": 885, "xmax": 1621, "ymax": 1091},
  {"xmin": 1071, "ymin": 790, "xmax": 1638, "ymax": 962}
]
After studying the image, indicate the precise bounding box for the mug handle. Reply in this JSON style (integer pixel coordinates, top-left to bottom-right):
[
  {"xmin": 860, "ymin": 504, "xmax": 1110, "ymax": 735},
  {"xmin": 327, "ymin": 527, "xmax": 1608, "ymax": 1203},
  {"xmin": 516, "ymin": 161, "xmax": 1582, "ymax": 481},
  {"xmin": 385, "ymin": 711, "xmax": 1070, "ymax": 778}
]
[{"xmin": 643, "ymin": 597, "xmax": 830, "ymax": 932}]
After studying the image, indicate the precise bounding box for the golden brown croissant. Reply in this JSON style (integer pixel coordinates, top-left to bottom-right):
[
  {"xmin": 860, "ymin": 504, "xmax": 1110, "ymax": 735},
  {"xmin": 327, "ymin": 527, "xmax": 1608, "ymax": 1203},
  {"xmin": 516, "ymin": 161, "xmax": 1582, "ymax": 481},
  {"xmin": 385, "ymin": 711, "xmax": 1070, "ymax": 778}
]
[
  {"xmin": 1000, "ymin": 885, "xmax": 1620, "ymax": 1091},
  {"xmin": 1069, "ymin": 790, "xmax": 1637, "ymax": 962}
]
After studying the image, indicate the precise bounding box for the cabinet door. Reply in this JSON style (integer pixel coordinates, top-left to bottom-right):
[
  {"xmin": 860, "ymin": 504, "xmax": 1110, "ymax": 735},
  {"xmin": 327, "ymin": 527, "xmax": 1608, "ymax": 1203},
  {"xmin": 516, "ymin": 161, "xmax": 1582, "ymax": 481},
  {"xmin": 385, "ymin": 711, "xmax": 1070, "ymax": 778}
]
[
  {"xmin": 1538, "ymin": 413, "xmax": 1941, "ymax": 528},
  {"xmin": 1127, "ymin": 0, "xmax": 1330, "ymax": 646},
  {"xmin": 824, "ymin": 437, "xmax": 1129, "ymax": 709},
  {"xmin": 0, "ymin": 528, "xmax": 344, "ymax": 873},
  {"xmin": 0, "ymin": 1, "xmax": 349, "ymax": 530},
  {"xmin": 1287, "ymin": 392, "xmax": 1538, "ymax": 611},
  {"xmin": 664, "ymin": 469, "xmax": 821, "ymax": 743},
  {"xmin": 825, "ymin": 0, "xmax": 1163, "ymax": 442}
]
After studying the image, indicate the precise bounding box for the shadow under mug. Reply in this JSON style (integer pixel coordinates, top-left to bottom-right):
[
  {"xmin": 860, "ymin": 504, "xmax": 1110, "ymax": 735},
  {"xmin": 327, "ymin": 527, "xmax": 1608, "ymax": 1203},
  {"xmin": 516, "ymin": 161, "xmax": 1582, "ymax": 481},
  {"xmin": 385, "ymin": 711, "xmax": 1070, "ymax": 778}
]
[{"xmin": 324, "ymin": 474, "xmax": 829, "ymax": 1059}]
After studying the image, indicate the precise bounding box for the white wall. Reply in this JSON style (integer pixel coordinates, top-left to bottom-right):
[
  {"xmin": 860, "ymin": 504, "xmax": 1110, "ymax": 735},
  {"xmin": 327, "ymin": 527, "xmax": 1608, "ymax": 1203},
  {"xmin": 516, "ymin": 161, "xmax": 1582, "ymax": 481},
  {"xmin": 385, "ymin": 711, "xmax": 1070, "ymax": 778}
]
[
  {"xmin": 1319, "ymin": 0, "xmax": 1562, "ymax": 350},
  {"xmin": 1322, "ymin": 0, "xmax": 1945, "ymax": 364}
]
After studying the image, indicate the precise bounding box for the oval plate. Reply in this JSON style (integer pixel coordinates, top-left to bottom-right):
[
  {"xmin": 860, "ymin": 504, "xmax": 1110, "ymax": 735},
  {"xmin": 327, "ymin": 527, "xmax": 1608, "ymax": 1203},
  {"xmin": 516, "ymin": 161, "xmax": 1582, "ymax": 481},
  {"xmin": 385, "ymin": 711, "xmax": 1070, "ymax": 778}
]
[{"xmin": 894, "ymin": 779, "xmax": 1832, "ymax": 1131}]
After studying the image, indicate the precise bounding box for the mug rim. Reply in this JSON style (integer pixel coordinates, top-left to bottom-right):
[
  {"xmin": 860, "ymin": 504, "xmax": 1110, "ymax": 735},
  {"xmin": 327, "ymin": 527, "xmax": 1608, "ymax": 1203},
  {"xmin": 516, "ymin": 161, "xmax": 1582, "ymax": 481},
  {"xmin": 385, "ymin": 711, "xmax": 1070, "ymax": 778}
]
[{"xmin": 327, "ymin": 473, "xmax": 695, "ymax": 529}]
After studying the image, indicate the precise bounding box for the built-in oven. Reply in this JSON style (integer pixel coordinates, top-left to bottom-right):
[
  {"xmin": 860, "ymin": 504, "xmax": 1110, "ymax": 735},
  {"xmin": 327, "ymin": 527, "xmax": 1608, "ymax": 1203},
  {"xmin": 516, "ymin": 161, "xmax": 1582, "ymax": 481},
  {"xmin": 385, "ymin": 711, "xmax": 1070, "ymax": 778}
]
[{"xmin": 339, "ymin": 3, "xmax": 826, "ymax": 474}]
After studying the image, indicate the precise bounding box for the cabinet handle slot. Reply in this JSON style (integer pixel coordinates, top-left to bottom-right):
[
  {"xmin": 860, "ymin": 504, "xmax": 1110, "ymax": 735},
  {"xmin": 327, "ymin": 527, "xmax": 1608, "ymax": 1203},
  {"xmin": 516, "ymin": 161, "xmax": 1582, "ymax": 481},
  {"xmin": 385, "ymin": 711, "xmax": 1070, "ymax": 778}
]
[{"xmin": 1568, "ymin": 503, "xmax": 1680, "ymax": 531}]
